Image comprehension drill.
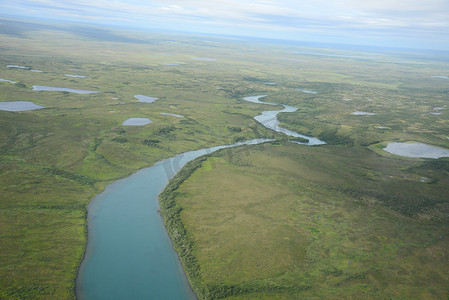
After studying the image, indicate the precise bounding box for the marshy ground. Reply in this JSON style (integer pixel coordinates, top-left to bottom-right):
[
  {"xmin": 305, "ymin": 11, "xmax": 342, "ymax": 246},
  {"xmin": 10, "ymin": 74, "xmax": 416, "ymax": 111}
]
[{"xmin": 1, "ymin": 18, "xmax": 448, "ymax": 299}]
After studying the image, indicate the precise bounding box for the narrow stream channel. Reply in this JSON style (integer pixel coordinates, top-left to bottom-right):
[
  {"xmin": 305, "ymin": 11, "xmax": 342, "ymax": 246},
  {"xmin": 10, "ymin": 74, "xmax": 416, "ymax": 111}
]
[{"xmin": 242, "ymin": 95, "xmax": 326, "ymax": 145}]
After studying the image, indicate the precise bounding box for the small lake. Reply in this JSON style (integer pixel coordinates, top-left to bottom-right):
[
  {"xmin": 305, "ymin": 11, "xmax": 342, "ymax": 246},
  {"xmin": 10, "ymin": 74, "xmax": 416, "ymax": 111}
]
[
  {"xmin": 76, "ymin": 138, "xmax": 272, "ymax": 300},
  {"xmin": 297, "ymin": 89, "xmax": 317, "ymax": 94},
  {"xmin": 6, "ymin": 64, "xmax": 29, "ymax": 69},
  {"xmin": 242, "ymin": 95, "xmax": 325, "ymax": 145},
  {"xmin": 122, "ymin": 118, "xmax": 152, "ymax": 126},
  {"xmin": 32, "ymin": 85, "xmax": 99, "ymax": 94},
  {"xmin": 263, "ymin": 82, "xmax": 277, "ymax": 85},
  {"xmin": 0, "ymin": 78, "xmax": 17, "ymax": 84},
  {"xmin": 160, "ymin": 112, "xmax": 184, "ymax": 118},
  {"xmin": 135, "ymin": 95, "xmax": 158, "ymax": 103},
  {"xmin": 431, "ymin": 75, "xmax": 449, "ymax": 79},
  {"xmin": 383, "ymin": 142, "xmax": 449, "ymax": 158},
  {"xmin": 6, "ymin": 65, "xmax": 42, "ymax": 72},
  {"xmin": 351, "ymin": 111, "xmax": 376, "ymax": 116},
  {"xmin": 164, "ymin": 63, "xmax": 180, "ymax": 66},
  {"xmin": 66, "ymin": 74, "xmax": 88, "ymax": 78},
  {"xmin": 0, "ymin": 101, "xmax": 45, "ymax": 111}
]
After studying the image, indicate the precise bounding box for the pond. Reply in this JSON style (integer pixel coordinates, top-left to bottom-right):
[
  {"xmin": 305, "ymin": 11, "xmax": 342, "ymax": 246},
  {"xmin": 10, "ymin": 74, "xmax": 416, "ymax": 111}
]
[
  {"xmin": 351, "ymin": 111, "xmax": 376, "ymax": 116},
  {"xmin": 6, "ymin": 65, "xmax": 42, "ymax": 72},
  {"xmin": 297, "ymin": 89, "xmax": 317, "ymax": 94},
  {"xmin": 383, "ymin": 142, "xmax": 449, "ymax": 158},
  {"xmin": 32, "ymin": 85, "xmax": 99, "ymax": 94},
  {"xmin": 160, "ymin": 112, "xmax": 184, "ymax": 118},
  {"xmin": 0, "ymin": 78, "xmax": 16, "ymax": 84},
  {"xmin": 6, "ymin": 64, "xmax": 29, "ymax": 69},
  {"xmin": 135, "ymin": 95, "xmax": 158, "ymax": 103},
  {"xmin": 122, "ymin": 118, "xmax": 152, "ymax": 126},
  {"xmin": 0, "ymin": 101, "xmax": 45, "ymax": 111},
  {"xmin": 66, "ymin": 74, "xmax": 88, "ymax": 78}
]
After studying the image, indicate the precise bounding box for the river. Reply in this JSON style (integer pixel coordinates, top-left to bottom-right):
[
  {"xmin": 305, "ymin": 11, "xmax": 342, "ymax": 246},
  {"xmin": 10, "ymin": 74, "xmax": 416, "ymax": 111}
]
[
  {"xmin": 77, "ymin": 94, "xmax": 325, "ymax": 299},
  {"xmin": 242, "ymin": 95, "xmax": 326, "ymax": 145},
  {"xmin": 76, "ymin": 139, "xmax": 272, "ymax": 299}
]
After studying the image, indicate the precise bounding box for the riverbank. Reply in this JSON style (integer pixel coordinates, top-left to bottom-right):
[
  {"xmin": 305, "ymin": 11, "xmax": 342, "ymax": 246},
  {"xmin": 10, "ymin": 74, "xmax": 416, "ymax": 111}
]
[
  {"xmin": 162, "ymin": 142, "xmax": 449, "ymax": 299},
  {"xmin": 2, "ymin": 18, "xmax": 449, "ymax": 299},
  {"xmin": 76, "ymin": 140, "xmax": 272, "ymax": 299},
  {"xmin": 159, "ymin": 143, "xmax": 311, "ymax": 299}
]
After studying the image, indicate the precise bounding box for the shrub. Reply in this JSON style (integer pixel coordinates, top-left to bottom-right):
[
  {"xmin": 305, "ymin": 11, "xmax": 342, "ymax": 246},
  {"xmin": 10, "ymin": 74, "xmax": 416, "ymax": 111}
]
[{"xmin": 142, "ymin": 139, "xmax": 160, "ymax": 146}]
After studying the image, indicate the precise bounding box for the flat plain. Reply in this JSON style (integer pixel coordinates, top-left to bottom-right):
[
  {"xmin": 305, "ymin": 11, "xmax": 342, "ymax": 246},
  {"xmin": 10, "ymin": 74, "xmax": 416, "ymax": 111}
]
[{"xmin": 0, "ymin": 18, "xmax": 448, "ymax": 299}]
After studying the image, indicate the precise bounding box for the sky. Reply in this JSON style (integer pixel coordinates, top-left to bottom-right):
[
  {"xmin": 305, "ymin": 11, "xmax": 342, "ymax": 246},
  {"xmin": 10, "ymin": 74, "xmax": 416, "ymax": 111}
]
[{"xmin": 1, "ymin": 0, "xmax": 449, "ymax": 50}]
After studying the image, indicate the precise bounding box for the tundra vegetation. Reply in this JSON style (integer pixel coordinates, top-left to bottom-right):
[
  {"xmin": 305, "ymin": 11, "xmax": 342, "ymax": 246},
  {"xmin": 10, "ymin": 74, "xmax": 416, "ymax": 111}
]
[{"xmin": 0, "ymin": 18, "xmax": 448, "ymax": 299}]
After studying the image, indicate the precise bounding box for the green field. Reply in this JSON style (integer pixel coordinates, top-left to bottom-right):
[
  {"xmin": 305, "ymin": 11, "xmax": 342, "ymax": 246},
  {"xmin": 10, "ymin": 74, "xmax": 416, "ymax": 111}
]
[
  {"xmin": 1, "ymin": 18, "xmax": 448, "ymax": 299},
  {"xmin": 162, "ymin": 143, "xmax": 449, "ymax": 299}
]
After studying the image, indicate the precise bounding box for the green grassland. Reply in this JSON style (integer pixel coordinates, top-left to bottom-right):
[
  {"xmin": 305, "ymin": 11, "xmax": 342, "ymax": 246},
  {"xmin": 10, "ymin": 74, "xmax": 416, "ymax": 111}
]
[
  {"xmin": 1, "ymin": 18, "xmax": 449, "ymax": 299},
  {"xmin": 162, "ymin": 143, "xmax": 449, "ymax": 299}
]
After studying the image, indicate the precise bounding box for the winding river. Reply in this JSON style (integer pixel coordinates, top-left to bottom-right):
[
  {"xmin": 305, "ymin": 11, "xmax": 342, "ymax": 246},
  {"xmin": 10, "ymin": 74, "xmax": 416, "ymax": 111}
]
[
  {"xmin": 243, "ymin": 95, "xmax": 326, "ymax": 145},
  {"xmin": 76, "ymin": 139, "xmax": 272, "ymax": 299},
  {"xmin": 76, "ymin": 95, "xmax": 324, "ymax": 299}
]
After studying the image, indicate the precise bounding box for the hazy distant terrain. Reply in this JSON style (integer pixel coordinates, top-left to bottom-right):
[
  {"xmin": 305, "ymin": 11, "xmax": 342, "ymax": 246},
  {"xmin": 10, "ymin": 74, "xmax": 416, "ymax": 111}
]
[{"xmin": 0, "ymin": 18, "xmax": 448, "ymax": 299}]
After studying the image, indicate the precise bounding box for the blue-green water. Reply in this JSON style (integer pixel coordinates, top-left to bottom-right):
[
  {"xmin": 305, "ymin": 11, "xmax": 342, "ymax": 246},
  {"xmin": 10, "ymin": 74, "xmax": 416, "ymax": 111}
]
[
  {"xmin": 32, "ymin": 85, "xmax": 99, "ymax": 94},
  {"xmin": 242, "ymin": 95, "xmax": 326, "ymax": 145},
  {"xmin": 76, "ymin": 139, "xmax": 271, "ymax": 300}
]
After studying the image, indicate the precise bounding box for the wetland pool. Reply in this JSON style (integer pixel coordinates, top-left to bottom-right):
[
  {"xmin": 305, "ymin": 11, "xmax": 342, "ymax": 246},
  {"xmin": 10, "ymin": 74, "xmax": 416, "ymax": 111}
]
[
  {"xmin": 0, "ymin": 78, "xmax": 16, "ymax": 84},
  {"xmin": 32, "ymin": 85, "xmax": 99, "ymax": 94},
  {"xmin": 297, "ymin": 89, "xmax": 317, "ymax": 94},
  {"xmin": 135, "ymin": 95, "xmax": 158, "ymax": 103},
  {"xmin": 122, "ymin": 118, "xmax": 152, "ymax": 126},
  {"xmin": 160, "ymin": 112, "xmax": 184, "ymax": 118},
  {"xmin": 351, "ymin": 111, "xmax": 376, "ymax": 116},
  {"xmin": 66, "ymin": 74, "xmax": 88, "ymax": 78},
  {"xmin": 0, "ymin": 101, "xmax": 45, "ymax": 111},
  {"xmin": 383, "ymin": 142, "xmax": 449, "ymax": 158},
  {"xmin": 6, "ymin": 64, "xmax": 29, "ymax": 69}
]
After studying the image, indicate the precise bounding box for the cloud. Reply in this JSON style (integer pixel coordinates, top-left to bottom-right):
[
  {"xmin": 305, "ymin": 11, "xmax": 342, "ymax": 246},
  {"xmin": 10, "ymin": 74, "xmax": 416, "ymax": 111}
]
[{"xmin": 1, "ymin": 0, "xmax": 448, "ymax": 49}]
